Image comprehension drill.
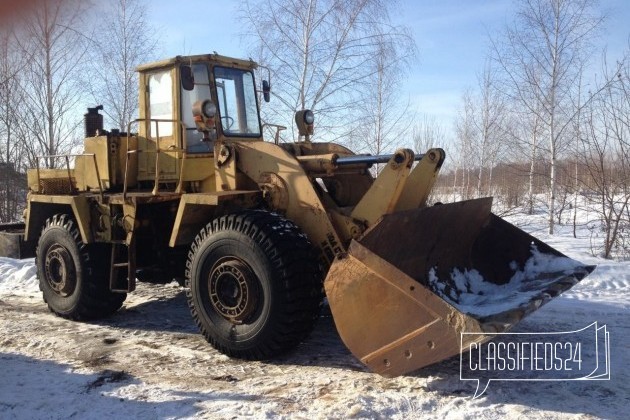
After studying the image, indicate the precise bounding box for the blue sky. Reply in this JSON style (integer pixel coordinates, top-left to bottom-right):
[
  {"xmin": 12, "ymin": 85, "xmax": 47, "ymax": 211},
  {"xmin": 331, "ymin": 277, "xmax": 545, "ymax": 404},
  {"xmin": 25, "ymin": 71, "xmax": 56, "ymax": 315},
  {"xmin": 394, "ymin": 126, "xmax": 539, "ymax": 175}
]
[{"xmin": 148, "ymin": 0, "xmax": 629, "ymax": 140}]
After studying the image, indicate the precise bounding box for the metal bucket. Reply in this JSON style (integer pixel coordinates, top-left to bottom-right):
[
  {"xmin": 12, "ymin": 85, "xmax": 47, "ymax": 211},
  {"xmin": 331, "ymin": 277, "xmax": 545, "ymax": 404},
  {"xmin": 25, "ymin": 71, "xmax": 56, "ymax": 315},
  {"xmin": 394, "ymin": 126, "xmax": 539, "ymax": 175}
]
[
  {"xmin": 0, "ymin": 223, "xmax": 35, "ymax": 259},
  {"xmin": 324, "ymin": 198, "xmax": 595, "ymax": 376}
]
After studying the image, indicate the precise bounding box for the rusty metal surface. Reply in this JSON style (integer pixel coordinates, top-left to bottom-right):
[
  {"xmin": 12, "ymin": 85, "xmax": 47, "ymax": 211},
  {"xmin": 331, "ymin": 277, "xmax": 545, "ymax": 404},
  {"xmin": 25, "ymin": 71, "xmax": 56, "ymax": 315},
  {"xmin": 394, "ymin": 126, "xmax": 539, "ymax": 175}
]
[
  {"xmin": 325, "ymin": 240, "xmax": 485, "ymax": 377},
  {"xmin": 325, "ymin": 198, "xmax": 595, "ymax": 376},
  {"xmin": 359, "ymin": 198, "xmax": 592, "ymax": 287},
  {"xmin": 38, "ymin": 177, "xmax": 77, "ymax": 195},
  {"xmin": 359, "ymin": 198, "xmax": 494, "ymax": 284}
]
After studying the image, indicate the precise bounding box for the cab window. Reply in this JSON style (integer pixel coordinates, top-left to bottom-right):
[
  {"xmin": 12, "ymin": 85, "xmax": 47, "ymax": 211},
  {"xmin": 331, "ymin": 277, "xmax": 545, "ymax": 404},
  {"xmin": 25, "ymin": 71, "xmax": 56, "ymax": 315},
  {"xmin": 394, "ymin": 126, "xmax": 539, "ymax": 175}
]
[
  {"xmin": 148, "ymin": 70, "xmax": 173, "ymax": 138},
  {"xmin": 214, "ymin": 66, "xmax": 261, "ymax": 137}
]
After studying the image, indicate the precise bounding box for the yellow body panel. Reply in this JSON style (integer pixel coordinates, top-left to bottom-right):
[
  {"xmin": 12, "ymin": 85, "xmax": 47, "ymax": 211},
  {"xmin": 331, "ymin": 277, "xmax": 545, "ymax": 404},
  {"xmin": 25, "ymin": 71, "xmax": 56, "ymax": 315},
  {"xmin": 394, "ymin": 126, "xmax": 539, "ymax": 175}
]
[
  {"xmin": 74, "ymin": 135, "xmax": 139, "ymax": 191},
  {"xmin": 24, "ymin": 194, "xmax": 91, "ymax": 243},
  {"xmin": 27, "ymin": 169, "xmax": 75, "ymax": 194},
  {"xmin": 168, "ymin": 190, "xmax": 261, "ymax": 247},
  {"xmin": 234, "ymin": 140, "xmax": 345, "ymax": 265}
]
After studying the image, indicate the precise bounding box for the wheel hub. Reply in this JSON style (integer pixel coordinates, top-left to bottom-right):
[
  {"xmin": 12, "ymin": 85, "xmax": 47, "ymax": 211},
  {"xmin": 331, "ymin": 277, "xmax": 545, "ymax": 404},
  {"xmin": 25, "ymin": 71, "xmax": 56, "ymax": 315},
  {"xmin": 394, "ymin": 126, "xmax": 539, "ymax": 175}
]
[
  {"xmin": 44, "ymin": 244, "xmax": 76, "ymax": 296},
  {"xmin": 208, "ymin": 258, "xmax": 259, "ymax": 323}
]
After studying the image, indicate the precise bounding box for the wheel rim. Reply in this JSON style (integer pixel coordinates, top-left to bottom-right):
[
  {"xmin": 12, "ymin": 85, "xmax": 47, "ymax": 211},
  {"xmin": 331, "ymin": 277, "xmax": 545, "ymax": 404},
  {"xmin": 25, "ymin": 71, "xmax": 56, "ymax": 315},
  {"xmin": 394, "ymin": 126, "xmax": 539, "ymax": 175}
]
[
  {"xmin": 44, "ymin": 244, "xmax": 76, "ymax": 296},
  {"xmin": 208, "ymin": 257, "xmax": 259, "ymax": 324}
]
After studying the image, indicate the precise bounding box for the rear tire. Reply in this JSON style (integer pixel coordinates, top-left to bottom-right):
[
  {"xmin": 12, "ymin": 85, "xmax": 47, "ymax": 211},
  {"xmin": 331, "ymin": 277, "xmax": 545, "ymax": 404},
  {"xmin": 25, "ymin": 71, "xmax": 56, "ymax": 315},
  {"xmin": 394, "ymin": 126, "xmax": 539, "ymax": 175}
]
[
  {"xmin": 36, "ymin": 214, "xmax": 126, "ymax": 320},
  {"xmin": 186, "ymin": 210, "xmax": 323, "ymax": 359}
]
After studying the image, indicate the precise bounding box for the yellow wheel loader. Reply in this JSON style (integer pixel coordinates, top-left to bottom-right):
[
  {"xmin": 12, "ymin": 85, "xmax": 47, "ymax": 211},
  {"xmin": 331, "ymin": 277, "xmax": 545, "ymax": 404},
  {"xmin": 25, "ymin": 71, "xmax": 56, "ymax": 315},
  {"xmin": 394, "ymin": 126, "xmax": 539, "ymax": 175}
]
[{"xmin": 0, "ymin": 54, "xmax": 594, "ymax": 376}]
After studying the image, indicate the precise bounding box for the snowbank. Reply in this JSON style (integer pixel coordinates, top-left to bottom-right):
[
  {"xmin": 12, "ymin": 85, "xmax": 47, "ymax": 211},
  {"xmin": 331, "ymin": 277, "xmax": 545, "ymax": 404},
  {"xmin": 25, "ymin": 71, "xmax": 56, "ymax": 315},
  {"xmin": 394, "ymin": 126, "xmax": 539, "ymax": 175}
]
[{"xmin": 0, "ymin": 257, "xmax": 37, "ymax": 294}]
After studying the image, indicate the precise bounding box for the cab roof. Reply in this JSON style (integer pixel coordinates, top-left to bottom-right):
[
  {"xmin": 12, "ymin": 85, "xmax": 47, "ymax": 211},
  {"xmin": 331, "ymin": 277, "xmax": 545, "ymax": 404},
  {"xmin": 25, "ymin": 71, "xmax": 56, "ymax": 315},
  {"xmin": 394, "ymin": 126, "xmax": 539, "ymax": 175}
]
[{"xmin": 136, "ymin": 53, "xmax": 258, "ymax": 73}]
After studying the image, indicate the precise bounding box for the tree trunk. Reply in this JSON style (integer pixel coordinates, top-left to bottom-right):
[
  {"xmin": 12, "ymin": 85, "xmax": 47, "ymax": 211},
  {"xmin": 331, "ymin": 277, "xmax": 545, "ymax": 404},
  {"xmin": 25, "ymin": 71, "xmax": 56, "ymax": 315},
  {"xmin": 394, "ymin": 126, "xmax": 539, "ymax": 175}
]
[
  {"xmin": 549, "ymin": 135, "xmax": 556, "ymax": 235},
  {"xmin": 573, "ymin": 159, "xmax": 578, "ymax": 238},
  {"xmin": 528, "ymin": 134, "xmax": 537, "ymax": 215}
]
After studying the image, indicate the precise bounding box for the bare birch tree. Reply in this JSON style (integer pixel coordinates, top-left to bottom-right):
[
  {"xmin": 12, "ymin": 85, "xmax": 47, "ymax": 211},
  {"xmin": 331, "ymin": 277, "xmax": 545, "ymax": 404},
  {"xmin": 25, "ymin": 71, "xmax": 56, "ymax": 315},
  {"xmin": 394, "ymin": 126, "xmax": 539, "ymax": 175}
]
[
  {"xmin": 88, "ymin": 0, "xmax": 159, "ymax": 131},
  {"xmin": 240, "ymin": 0, "xmax": 414, "ymax": 142},
  {"xmin": 413, "ymin": 114, "xmax": 446, "ymax": 154},
  {"xmin": 350, "ymin": 31, "xmax": 415, "ymax": 169},
  {"xmin": 454, "ymin": 89, "xmax": 477, "ymax": 200},
  {"xmin": 453, "ymin": 63, "xmax": 507, "ymax": 201},
  {"xmin": 0, "ymin": 28, "xmax": 21, "ymax": 165},
  {"xmin": 14, "ymin": 0, "xmax": 90, "ymax": 168},
  {"xmin": 470, "ymin": 61, "xmax": 508, "ymax": 197},
  {"xmin": 0, "ymin": 26, "xmax": 29, "ymax": 221},
  {"xmin": 580, "ymin": 55, "xmax": 629, "ymax": 258},
  {"xmin": 491, "ymin": 0, "xmax": 603, "ymax": 234}
]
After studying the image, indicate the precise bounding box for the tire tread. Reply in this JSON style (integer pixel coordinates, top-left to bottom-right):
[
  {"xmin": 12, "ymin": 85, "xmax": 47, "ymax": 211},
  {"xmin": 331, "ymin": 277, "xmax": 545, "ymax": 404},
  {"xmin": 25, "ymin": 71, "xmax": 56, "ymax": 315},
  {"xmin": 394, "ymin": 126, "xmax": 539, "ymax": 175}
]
[
  {"xmin": 185, "ymin": 209, "xmax": 323, "ymax": 360},
  {"xmin": 36, "ymin": 214, "xmax": 126, "ymax": 320}
]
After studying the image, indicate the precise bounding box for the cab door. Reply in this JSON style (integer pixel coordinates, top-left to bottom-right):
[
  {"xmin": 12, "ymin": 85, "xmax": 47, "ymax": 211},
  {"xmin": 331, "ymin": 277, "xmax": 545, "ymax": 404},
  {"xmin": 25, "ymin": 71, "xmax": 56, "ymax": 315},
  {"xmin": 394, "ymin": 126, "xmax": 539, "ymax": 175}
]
[{"xmin": 138, "ymin": 68, "xmax": 179, "ymax": 181}]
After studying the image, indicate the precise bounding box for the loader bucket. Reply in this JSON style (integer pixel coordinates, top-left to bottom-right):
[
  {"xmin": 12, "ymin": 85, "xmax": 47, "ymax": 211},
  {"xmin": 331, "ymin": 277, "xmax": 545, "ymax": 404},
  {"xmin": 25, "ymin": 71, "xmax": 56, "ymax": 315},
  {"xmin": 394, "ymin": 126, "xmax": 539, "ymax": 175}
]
[
  {"xmin": 324, "ymin": 198, "xmax": 595, "ymax": 377},
  {"xmin": 0, "ymin": 223, "xmax": 35, "ymax": 259}
]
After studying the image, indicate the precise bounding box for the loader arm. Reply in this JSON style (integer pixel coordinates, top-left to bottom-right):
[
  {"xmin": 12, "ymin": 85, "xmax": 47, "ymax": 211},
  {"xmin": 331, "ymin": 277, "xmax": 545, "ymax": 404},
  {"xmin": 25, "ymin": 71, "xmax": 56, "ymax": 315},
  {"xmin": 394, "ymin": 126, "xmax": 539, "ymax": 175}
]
[
  {"xmin": 231, "ymin": 143, "xmax": 446, "ymax": 266},
  {"xmin": 349, "ymin": 148, "xmax": 445, "ymax": 225},
  {"xmin": 302, "ymin": 147, "xmax": 593, "ymax": 377},
  {"xmin": 233, "ymin": 140, "xmax": 346, "ymax": 265}
]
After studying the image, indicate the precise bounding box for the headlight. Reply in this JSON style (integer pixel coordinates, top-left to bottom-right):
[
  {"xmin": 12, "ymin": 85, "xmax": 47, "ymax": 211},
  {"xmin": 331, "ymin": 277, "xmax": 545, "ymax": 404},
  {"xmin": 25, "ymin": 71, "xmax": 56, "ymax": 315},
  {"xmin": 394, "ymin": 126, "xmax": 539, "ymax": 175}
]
[
  {"xmin": 192, "ymin": 99, "xmax": 217, "ymax": 134},
  {"xmin": 303, "ymin": 110, "xmax": 314, "ymax": 124},
  {"xmin": 193, "ymin": 99, "xmax": 216, "ymax": 119},
  {"xmin": 295, "ymin": 109, "xmax": 315, "ymax": 136},
  {"xmin": 202, "ymin": 100, "xmax": 217, "ymax": 118}
]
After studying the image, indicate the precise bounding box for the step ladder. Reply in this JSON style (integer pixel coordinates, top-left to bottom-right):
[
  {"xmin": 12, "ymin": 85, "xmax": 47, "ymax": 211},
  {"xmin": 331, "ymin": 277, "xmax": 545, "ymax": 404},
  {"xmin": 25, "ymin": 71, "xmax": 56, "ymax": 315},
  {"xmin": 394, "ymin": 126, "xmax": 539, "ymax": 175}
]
[{"xmin": 110, "ymin": 236, "xmax": 136, "ymax": 293}]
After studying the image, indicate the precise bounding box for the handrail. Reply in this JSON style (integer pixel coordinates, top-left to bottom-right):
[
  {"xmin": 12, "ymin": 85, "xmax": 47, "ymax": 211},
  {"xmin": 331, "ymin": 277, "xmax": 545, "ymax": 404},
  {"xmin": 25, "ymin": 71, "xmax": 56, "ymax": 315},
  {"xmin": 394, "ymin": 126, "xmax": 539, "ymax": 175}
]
[
  {"xmin": 34, "ymin": 153, "xmax": 104, "ymax": 201},
  {"xmin": 262, "ymin": 123, "xmax": 287, "ymax": 145},
  {"xmin": 123, "ymin": 118, "xmax": 188, "ymax": 200}
]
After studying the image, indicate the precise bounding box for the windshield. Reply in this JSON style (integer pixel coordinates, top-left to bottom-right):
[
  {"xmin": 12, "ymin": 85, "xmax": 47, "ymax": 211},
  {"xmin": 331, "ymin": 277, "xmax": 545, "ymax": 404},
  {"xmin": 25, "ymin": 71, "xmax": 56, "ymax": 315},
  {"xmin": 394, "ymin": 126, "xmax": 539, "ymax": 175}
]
[{"xmin": 213, "ymin": 66, "xmax": 261, "ymax": 137}]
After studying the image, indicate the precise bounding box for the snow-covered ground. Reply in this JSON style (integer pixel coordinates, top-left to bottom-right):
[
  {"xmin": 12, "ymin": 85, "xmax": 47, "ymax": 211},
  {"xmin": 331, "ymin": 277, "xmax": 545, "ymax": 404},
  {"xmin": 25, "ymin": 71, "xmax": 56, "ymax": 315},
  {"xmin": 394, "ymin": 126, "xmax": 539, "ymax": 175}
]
[{"xmin": 1, "ymin": 208, "xmax": 628, "ymax": 419}]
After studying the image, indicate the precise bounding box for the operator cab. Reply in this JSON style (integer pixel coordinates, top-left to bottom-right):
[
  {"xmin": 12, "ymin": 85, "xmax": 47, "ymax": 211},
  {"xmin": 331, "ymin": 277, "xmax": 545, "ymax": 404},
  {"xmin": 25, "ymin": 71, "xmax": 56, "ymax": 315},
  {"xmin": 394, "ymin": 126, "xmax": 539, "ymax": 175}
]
[{"xmin": 136, "ymin": 54, "xmax": 268, "ymax": 154}]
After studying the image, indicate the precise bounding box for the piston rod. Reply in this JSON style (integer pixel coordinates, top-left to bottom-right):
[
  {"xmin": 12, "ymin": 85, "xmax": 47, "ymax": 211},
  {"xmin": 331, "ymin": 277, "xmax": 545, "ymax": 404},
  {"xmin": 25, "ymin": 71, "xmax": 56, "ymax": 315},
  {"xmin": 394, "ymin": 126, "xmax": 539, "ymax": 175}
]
[{"xmin": 335, "ymin": 153, "xmax": 424, "ymax": 166}]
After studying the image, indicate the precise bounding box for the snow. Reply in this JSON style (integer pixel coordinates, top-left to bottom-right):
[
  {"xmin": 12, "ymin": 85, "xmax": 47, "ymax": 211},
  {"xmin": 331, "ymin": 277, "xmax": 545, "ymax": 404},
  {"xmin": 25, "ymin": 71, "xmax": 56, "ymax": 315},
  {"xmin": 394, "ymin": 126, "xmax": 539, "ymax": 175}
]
[
  {"xmin": 428, "ymin": 244, "xmax": 589, "ymax": 317},
  {"xmin": 0, "ymin": 257, "xmax": 36, "ymax": 295},
  {"xmin": 1, "ymin": 207, "xmax": 629, "ymax": 419}
]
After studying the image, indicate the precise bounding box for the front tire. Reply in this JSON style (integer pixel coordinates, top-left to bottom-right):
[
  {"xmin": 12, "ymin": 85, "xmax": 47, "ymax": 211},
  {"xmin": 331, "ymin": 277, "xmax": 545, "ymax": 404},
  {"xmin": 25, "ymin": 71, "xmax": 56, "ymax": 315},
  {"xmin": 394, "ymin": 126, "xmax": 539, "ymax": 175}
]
[
  {"xmin": 36, "ymin": 214, "xmax": 126, "ymax": 320},
  {"xmin": 186, "ymin": 210, "xmax": 323, "ymax": 359}
]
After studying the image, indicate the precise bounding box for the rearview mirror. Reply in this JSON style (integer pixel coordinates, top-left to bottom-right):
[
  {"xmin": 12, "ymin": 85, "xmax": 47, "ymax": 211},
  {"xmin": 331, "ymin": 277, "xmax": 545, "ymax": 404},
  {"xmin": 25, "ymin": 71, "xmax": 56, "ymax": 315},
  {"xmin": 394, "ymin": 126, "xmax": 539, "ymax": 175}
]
[
  {"xmin": 181, "ymin": 65, "xmax": 194, "ymax": 91},
  {"xmin": 262, "ymin": 80, "xmax": 270, "ymax": 102}
]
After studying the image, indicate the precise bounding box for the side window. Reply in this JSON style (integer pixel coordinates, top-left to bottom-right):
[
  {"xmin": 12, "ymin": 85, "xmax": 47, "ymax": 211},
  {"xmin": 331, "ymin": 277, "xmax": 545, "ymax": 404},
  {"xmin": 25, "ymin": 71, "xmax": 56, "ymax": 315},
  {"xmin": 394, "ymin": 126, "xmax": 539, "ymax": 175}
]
[
  {"xmin": 241, "ymin": 72, "xmax": 260, "ymax": 133},
  {"xmin": 148, "ymin": 71, "xmax": 173, "ymax": 138}
]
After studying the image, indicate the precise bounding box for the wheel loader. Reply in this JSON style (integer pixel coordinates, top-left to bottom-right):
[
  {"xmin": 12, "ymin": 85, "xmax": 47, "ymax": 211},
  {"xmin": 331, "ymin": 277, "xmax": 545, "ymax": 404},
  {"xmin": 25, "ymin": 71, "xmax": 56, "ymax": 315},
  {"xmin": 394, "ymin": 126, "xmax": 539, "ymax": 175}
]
[{"xmin": 0, "ymin": 53, "xmax": 594, "ymax": 376}]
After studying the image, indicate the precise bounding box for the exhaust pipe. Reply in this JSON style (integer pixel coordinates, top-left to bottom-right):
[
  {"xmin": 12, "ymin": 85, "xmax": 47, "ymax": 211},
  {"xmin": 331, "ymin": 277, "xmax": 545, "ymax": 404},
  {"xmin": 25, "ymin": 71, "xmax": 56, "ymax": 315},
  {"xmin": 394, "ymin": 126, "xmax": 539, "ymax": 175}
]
[{"xmin": 84, "ymin": 105, "xmax": 104, "ymax": 138}]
